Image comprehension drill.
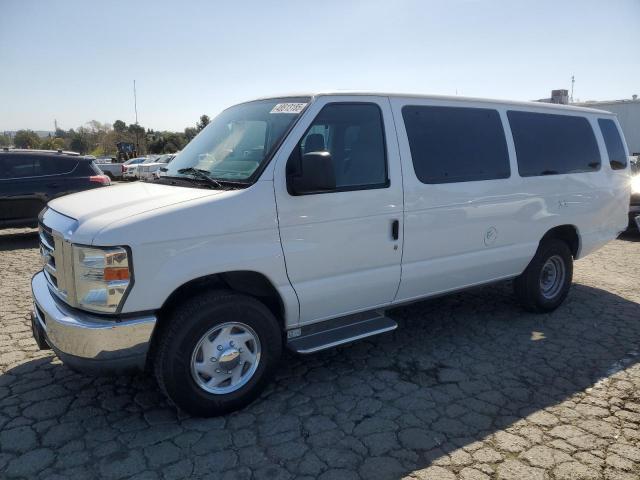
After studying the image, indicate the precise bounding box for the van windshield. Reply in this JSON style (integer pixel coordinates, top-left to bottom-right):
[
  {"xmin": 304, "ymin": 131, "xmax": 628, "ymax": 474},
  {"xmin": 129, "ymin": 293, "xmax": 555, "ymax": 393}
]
[{"xmin": 162, "ymin": 98, "xmax": 310, "ymax": 184}]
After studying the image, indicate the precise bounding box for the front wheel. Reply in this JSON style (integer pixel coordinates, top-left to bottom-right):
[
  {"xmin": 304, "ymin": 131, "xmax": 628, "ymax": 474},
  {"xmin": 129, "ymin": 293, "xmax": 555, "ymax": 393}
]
[
  {"xmin": 154, "ymin": 291, "xmax": 282, "ymax": 416},
  {"xmin": 513, "ymin": 238, "xmax": 573, "ymax": 313}
]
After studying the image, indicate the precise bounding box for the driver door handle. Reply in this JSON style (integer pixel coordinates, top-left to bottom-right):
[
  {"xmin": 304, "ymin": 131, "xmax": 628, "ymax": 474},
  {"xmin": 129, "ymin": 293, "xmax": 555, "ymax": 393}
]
[{"xmin": 391, "ymin": 220, "xmax": 399, "ymax": 241}]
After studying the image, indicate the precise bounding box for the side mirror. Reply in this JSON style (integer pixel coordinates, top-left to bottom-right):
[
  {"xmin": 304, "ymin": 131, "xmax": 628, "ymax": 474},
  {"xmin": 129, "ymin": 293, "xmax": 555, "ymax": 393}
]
[{"xmin": 289, "ymin": 151, "xmax": 336, "ymax": 194}]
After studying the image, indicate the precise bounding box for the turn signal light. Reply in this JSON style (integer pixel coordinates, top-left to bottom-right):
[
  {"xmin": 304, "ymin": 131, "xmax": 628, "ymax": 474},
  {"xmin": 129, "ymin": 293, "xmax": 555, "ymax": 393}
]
[{"xmin": 103, "ymin": 267, "xmax": 130, "ymax": 281}]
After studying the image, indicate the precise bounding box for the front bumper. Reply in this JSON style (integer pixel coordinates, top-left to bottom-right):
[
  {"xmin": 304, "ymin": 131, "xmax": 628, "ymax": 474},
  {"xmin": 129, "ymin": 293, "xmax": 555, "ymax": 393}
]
[{"xmin": 31, "ymin": 271, "xmax": 156, "ymax": 373}]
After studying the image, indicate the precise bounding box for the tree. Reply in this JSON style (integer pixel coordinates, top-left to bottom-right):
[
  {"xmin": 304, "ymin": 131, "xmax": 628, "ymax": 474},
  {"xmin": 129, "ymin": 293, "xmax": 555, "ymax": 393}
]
[
  {"xmin": 128, "ymin": 123, "xmax": 145, "ymax": 136},
  {"xmin": 184, "ymin": 127, "xmax": 197, "ymax": 142},
  {"xmin": 147, "ymin": 132, "xmax": 186, "ymax": 154},
  {"xmin": 113, "ymin": 120, "xmax": 127, "ymax": 133},
  {"xmin": 69, "ymin": 131, "xmax": 89, "ymax": 154},
  {"xmin": 40, "ymin": 137, "xmax": 65, "ymax": 150},
  {"xmin": 0, "ymin": 134, "xmax": 11, "ymax": 147},
  {"xmin": 164, "ymin": 132, "xmax": 186, "ymax": 152},
  {"xmin": 13, "ymin": 130, "xmax": 41, "ymax": 149},
  {"xmin": 196, "ymin": 115, "xmax": 210, "ymax": 132}
]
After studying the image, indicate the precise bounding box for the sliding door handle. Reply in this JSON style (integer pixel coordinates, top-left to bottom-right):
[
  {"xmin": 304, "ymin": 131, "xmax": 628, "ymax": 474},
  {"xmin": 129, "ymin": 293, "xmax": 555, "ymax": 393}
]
[{"xmin": 391, "ymin": 219, "xmax": 399, "ymax": 241}]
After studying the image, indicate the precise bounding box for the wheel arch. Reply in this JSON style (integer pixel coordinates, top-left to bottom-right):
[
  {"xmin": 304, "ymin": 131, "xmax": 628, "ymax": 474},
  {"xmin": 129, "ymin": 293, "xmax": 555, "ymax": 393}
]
[
  {"xmin": 540, "ymin": 224, "xmax": 580, "ymax": 258},
  {"xmin": 146, "ymin": 270, "xmax": 287, "ymax": 370}
]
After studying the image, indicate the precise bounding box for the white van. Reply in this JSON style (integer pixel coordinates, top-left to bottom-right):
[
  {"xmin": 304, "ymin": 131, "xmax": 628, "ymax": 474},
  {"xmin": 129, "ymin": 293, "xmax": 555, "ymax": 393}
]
[{"xmin": 31, "ymin": 93, "xmax": 631, "ymax": 416}]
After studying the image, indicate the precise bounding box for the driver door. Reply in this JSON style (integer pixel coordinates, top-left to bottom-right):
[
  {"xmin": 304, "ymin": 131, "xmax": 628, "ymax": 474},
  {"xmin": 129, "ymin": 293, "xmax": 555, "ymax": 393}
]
[{"xmin": 272, "ymin": 96, "xmax": 404, "ymax": 325}]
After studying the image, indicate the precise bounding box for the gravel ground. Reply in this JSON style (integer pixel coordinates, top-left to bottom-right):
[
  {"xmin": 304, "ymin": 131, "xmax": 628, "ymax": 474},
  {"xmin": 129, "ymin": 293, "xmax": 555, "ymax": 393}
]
[{"xmin": 1, "ymin": 228, "xmax": 639, "ymax": 480}]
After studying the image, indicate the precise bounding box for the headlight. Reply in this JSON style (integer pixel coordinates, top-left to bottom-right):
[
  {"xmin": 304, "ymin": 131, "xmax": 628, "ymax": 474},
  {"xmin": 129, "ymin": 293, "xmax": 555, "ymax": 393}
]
[
  {"xmin": 72, "ymin": 245, "xmax": 132, "ymax": 313},
  {"xmin": 632, "ymin": 176, "xmax": 640, "ymax": 194}
]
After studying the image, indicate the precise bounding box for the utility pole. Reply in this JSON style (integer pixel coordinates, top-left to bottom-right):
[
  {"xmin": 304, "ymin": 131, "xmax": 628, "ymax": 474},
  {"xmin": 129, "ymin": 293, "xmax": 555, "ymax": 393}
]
[
  {"xmin": 133, "ymin": 80, "xmax": 140, "ymax": 155},
  {"xmin": 570, "ymin": 75, "xmax": 575, "ymax": 103}
]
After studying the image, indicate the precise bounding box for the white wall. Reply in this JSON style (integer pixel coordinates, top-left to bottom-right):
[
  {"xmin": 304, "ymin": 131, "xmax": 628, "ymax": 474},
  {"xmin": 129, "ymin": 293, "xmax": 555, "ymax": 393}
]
[{"xmin": 579, "ymin": 101, "xmax": 640, "ymax": 155}]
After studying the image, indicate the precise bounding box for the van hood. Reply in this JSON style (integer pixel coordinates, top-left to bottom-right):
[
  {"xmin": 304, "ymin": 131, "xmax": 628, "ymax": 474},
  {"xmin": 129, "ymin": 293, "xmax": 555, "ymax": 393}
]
[{"xmin": 48, "ymin": 182, "xmax": 222, "ymax": 243}]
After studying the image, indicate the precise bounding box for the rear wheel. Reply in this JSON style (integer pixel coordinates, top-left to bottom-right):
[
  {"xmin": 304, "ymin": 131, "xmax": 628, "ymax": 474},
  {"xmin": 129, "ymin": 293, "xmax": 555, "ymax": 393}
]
[
  {"xmin": 513, "ymin": 238, "xmax": 573, "ymax": 312},
  {"xmin": 154, "ymin": 291, "xmax": 282, "ymax": 416}
]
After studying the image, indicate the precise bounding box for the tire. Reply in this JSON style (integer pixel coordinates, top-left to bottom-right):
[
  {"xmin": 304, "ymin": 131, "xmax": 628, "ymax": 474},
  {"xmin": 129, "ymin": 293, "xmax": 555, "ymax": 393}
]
[
  {"xmin": 154, "ymin": 290, "xmax": 282, "ymax": 416},
  {"xmin": 104, "ymin": 172, "xmax": 114, "ymax": 180},
  {"xmin": 513, "ymin": 238, "xmax": 573, "ymax": 313}
]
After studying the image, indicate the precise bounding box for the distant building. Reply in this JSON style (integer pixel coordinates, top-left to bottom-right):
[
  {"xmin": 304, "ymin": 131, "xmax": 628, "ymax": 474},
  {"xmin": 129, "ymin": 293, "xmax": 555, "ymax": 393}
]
[
  {"xmin": 535, "ymin": 89, "xmax": 570, "ymax": 105},
  {"xmin": 574, "ymin": 97, "xmax": 640, "ymax": 155},
  {"xmin": 536, "ymin": 90, "xmax": 640, "ymax": 155}
]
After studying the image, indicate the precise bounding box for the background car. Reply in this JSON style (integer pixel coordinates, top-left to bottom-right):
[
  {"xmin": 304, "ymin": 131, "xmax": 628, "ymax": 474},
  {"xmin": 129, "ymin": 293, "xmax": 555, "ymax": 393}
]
[
  {"xmin": 139, "ymin": 154, "xmax": 176, "ymax": 181},
  {"xmin": 122, "ymin": 156, "xmax": 149, "ymax": 180},
  {"xmin": 0, "ymin": 149, "xmax": 110, "ymax": 228},
  {"xmin": 629, "ymin": 156, "xmax": 640, "ymax": 231}
]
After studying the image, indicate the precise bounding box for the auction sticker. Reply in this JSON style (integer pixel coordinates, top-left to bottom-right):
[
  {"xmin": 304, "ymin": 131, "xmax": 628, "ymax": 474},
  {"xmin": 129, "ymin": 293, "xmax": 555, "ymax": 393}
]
[{"xmin": 270, "ymin": 103, "xmax": 307, "ymax": 114}]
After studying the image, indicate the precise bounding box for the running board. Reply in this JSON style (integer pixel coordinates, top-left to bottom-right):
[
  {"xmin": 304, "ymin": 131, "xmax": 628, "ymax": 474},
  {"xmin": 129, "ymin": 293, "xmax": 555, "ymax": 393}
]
[{"xmin": 287, "ymin": 311, "xmax": 397, "ymax": 354}]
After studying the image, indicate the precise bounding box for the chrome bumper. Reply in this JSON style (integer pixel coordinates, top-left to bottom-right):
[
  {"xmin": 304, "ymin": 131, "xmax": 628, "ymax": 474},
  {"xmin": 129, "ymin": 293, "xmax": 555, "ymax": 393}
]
[{"xmin": 31, "ymin": 271, "xmax": 156, "ymax": 372}]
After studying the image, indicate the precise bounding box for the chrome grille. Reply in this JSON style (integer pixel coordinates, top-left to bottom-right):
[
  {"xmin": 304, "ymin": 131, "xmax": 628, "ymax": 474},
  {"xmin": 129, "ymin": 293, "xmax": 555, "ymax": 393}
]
[
  {"xmin": 38, "ymin": 210, "xmax": 77, "ymax": 305},
  {"xmin": 39, "ymin": 221, "xmax": 57, "ymax": 283}
]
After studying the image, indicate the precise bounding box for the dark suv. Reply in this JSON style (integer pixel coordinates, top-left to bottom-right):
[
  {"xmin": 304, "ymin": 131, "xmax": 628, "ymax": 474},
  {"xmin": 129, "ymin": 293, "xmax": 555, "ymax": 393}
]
[{"xmin": 0, "ymin": 149, "xmax": 110, "ymax": 228}]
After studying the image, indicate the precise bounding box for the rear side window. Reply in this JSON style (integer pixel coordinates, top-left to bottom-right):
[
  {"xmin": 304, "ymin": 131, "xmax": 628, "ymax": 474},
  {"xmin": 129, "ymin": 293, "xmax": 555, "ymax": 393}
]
[
  {"xmin": 0, "ymin": 155, "xmax": 78, "ymax": 179},
  {"xmin": 598, "ymin": 118, "xmax": 627, "ymax": 170},
  {"xmin": 289, "ymin": 103, "xmax": 388, "ymax": 191},
  {"xmin": 39, "ymin": 157, "xmax": 78, "ymax": 175},
  {"xmin": 402, "ymin": 106, "xmax": 510, "ymax": 184},
  {"xmin": 508, "ymin": 111, "xmax": 600, "ymax": 176}
]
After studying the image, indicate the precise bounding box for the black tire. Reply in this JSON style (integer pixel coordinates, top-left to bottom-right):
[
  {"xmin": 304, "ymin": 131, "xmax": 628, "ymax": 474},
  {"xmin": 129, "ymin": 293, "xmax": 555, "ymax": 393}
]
[
  {"xmin": 154, "ymin": 290, "xmax": 282, "ymax": 417},
  {"xmin": 104, "ymin": 171, "xmax": 114, "ymax": 180},
  {"xmin": 513, "ymin": 238, "xmax": 573, "ymax": 313}
]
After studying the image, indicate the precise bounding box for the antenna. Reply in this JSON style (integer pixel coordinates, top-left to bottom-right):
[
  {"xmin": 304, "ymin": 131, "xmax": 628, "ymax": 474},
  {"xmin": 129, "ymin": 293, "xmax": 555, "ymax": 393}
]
[
  {"xmin": 133, "ymin": 80, "xmax": 140, "ymax": 155},
  {"xmin": 570, "ymin": 75, "xmax": 575, "ymax": 103},
  {"xmin": 133, "ymin": 80, "xmax": 139, "ymax": 125}
]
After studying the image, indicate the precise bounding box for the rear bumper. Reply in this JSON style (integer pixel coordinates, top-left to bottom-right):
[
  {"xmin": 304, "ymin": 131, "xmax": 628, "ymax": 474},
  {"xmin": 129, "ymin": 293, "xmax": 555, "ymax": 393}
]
[{"xmin": 31, "ymin": 271, "xmax": 156, "ymax": 373}]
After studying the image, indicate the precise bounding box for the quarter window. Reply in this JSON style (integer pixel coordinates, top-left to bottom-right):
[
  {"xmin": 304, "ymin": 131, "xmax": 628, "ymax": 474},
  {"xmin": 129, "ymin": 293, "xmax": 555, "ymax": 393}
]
[
  {"xmin": 402, "ymin": 106, "xmax": 510, "ymax": 184},
  {"xmin": 508, "ymin": 111, "xmax": 600, "ymax": 176},
  {"xmin": 598, "ymin": 118, "xmax": 627, "ymax": 170},
  {"xmin": 288, "ymin": 103, "xmax": 388, "ymax": 192}
]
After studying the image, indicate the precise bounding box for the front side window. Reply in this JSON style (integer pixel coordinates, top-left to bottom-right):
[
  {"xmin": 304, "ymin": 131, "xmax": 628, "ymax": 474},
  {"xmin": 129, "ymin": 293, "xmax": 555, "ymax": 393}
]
[
  {"xmin": 402, "ymin": 105, "xmax": 510, "ymax": 184},
  {"xmin": 508, "ymin": 111, "xmax": 600, "ymax": 176},
  {"xmin": 288, "ymin": 103, "xmax": 388, "ymax": 191},
  {"xmin": 163, "ymin": 97, "xmax": 309, "ymax": 184},
  {"xmin": 598, "ymin": 118, "xmax": 627, "ymax": 170}
]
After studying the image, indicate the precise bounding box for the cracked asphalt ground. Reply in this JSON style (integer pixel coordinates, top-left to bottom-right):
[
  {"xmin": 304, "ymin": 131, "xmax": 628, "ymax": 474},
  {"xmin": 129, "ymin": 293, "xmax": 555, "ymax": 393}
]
[{"xmin": 1, "ymin": 228, "xmax": 640, "ymax": 480}]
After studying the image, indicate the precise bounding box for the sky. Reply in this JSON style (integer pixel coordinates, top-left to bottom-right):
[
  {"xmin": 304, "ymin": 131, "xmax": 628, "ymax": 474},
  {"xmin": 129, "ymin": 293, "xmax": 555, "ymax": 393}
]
[{"xmin": 1, "ymin": 0, "xmax": 639, "ymax": 132}]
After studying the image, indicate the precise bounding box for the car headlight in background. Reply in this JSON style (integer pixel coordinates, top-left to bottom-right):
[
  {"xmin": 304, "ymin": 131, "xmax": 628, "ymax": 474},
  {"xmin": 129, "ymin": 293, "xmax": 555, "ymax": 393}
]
[
  {"xmin": 631, "ymin": 175, "xmax": 640, "ymax": 194},
  {"xmin": 72, "ymin": 245, "xmax": 132, "ymax": 313}
]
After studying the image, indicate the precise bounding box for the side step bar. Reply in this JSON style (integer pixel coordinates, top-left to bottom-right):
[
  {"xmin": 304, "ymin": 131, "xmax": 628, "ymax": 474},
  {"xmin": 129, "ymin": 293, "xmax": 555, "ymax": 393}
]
[{"xmin": 287, "ymin": 311, "xmax": 397, "ymax": 354}]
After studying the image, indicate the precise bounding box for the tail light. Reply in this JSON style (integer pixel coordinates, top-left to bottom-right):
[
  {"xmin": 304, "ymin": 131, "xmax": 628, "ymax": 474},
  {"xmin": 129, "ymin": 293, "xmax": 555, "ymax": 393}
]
[
  {"xmin": 121, "ymin": 165, "xmax": 125, "ymax": 173},
  {"xmin": 90, "ymin": 175, "xmax": 111, "ymax": 186}
]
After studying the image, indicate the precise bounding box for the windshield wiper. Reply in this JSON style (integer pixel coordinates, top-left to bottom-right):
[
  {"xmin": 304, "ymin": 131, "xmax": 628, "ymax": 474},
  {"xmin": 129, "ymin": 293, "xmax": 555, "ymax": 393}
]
[{"xmin": 176, "ymin": 167, "xmax": 226, "ymax": 190}]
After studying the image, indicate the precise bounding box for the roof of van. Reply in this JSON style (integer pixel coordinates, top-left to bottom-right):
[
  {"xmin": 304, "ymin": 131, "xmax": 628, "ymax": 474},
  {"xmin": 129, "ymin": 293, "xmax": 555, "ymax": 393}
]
[{"xmin": 252, "ymin": 91, "xmax": 615, "ymax": 115}]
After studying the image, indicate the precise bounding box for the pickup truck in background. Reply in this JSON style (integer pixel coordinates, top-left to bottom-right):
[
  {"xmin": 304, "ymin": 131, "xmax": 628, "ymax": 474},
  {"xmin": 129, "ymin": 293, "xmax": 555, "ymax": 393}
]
[{"xmin": 94, "ymin": 158, "xmax": 124, "ymax": 180}]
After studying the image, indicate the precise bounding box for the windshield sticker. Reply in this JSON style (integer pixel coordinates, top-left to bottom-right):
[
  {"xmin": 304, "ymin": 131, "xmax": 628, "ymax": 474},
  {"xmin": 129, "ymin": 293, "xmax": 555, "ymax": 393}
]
[{"xmin": 270, "ymin": 103, "xmax": 307, "ymax": 114}]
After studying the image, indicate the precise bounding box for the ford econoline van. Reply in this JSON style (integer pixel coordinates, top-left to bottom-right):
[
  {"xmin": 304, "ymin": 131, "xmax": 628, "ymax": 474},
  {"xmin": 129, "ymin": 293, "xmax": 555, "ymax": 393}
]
[{"xmin": 31, "ymin": 93, "xmax": 631, "ymax": 416}]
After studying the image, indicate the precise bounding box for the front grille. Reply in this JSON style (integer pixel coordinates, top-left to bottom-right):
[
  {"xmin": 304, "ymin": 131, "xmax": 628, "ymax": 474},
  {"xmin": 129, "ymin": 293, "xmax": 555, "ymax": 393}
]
[
  {"xmin": 39, "ymin": 216, "xmax": 73, "ymax": 303},
  {"xmin": 39, "ymin": 222, "xmax": 57, "ymax": 285}
]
